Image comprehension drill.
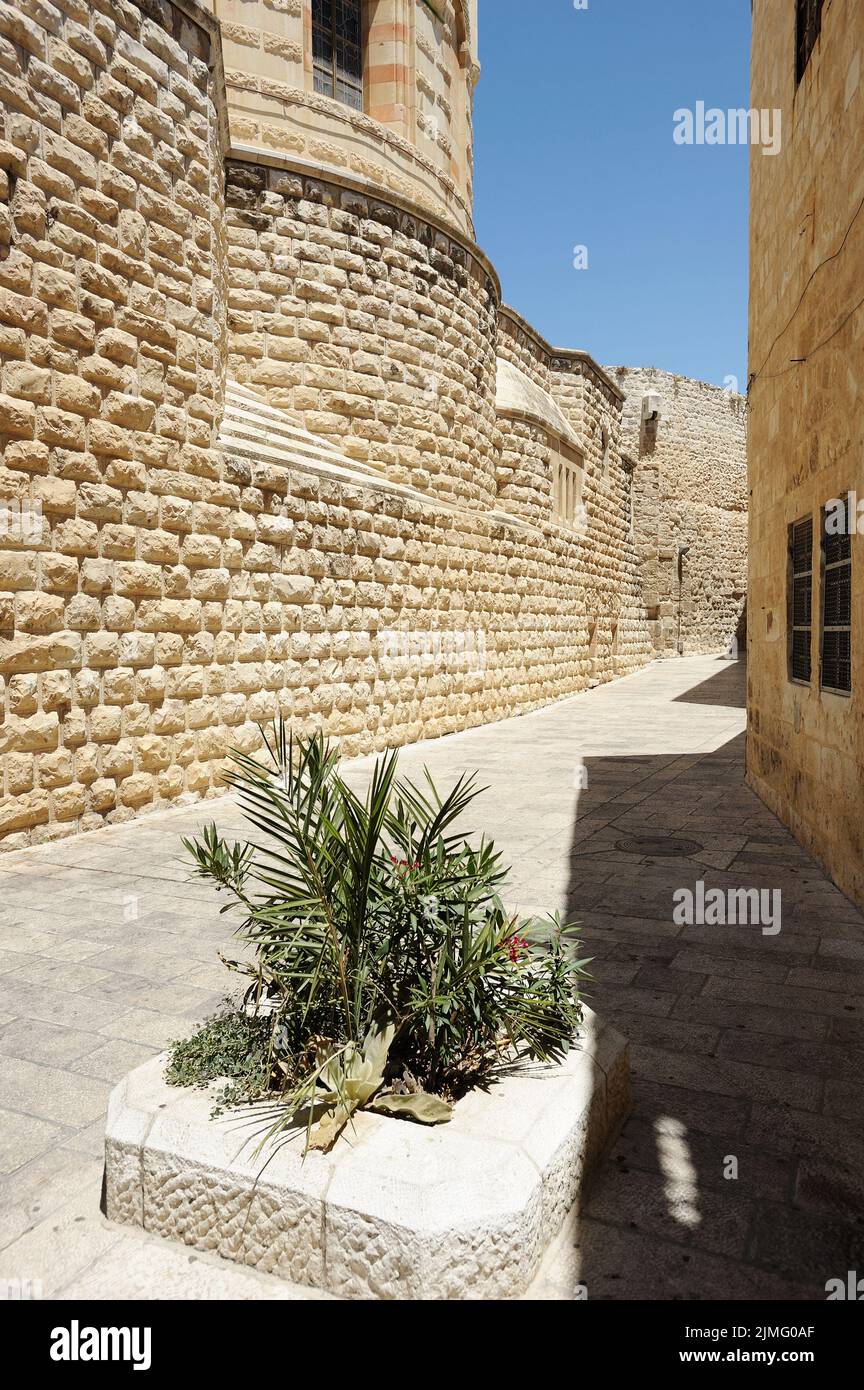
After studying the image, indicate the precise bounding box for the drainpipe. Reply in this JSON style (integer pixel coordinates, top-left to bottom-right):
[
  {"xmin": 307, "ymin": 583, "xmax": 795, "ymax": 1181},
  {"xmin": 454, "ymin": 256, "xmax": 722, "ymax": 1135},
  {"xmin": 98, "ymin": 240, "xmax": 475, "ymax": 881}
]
[{"xmin": 676, "ymin": 544, "xmax": 691, "ymax": 656}]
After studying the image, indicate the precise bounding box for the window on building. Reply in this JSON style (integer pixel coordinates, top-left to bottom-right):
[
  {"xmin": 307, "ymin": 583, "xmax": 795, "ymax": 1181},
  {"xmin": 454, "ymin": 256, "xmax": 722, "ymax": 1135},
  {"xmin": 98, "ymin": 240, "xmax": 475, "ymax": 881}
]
[
  {"xmin": 789, "ymin": 515, "xmax": 813, "ymax": 683},
  {"xmin": 821, "ymin": 497, "xmax": 852, "ymax": 695},
  {"xmin": 552, "ymin": 442, "xmax": 585, "ymax": 532},
  {"xmin": 622, "ymin": 456, "xmax": 636, "ymax": 539},
  {"xmin": 312, "ymin": 0, "xmax": 364, "ymax": 111},
  {"xmin": 796, "ymin": 0, "xmax": 825, "ymax": 84}
]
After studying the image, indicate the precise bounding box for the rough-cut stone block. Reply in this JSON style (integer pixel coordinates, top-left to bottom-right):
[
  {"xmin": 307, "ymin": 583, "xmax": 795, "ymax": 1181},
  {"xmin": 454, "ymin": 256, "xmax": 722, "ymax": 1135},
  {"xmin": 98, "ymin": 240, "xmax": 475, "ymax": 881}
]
[{"xmin": 104, "ymin": 1009, "xmax": 629, "ymax": 1300}]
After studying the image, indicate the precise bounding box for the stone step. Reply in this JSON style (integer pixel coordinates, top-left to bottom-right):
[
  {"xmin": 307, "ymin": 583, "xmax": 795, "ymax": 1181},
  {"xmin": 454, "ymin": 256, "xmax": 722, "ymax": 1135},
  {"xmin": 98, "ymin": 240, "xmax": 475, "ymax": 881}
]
[
  {"xmin": 224, "ymin": 386, "xmax": 343, "ymax": 439},
  {"xmin": 220, "ymin": 418, "xmax": 380, "ymax": 476},
  {"xmin": 218, "ymin": 431, "xmax": 387, "ymax": 488},
  {"xmin": 223, "ymin": 396, "xmax": 353, "ymax": 460},
  {"xmin": 220, "ymin": 380, "xmax": 383, "ymax": 481}
]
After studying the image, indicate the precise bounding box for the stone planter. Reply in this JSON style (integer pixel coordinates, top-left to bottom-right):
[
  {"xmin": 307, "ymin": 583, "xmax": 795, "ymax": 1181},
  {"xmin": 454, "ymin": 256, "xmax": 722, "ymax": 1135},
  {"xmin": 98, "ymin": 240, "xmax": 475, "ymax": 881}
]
[{"xmin": 104, "ymin": 1009, "xmax": 629, "ymax": 1300}]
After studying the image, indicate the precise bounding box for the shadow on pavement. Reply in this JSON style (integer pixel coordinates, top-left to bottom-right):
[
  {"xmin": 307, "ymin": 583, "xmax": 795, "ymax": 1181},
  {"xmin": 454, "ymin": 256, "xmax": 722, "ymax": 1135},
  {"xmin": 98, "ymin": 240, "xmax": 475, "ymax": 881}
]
[
  {"xmin": 672, "ymin": 659, "xmax": 747, "ymax": 710},
  {"xmin": 534, "ymin": 702, "xmax": 864, "ymax": 1300}
]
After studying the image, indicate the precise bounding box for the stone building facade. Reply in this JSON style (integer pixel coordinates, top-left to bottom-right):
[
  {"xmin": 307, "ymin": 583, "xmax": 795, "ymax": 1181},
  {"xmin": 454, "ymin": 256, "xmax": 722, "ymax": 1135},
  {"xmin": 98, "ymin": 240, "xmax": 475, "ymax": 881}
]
[
  {"xmin": 610, "ymin": 365, "xmax": 747, "ymax": 657},
  {"xmin": 210, "ymin": 0, "xmax": 478, "ymax": 236},
  {"xmin": 749, "ymin": 0, "xmax": 864, "ymax": 908},
  {"xmin": 0, "ymin": 0, "xmax": 745, "ymax": 850}
]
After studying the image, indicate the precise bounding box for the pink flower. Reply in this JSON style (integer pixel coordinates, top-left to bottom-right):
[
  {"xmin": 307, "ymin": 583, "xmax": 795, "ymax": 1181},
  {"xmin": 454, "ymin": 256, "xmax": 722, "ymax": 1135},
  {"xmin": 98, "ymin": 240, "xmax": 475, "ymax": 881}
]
[{"xmin": 390, "ymin": 856, "xmax": 421, "ymax": 873}]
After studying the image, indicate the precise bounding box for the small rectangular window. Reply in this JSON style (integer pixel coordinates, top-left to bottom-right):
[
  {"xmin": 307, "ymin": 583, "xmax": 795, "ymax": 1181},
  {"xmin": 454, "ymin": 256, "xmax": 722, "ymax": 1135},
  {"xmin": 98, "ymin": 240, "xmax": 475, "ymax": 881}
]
[
  {"xmin": 552, "ymin": 442, "xmax": 585, "ymax": 532},
  {"xmin": 796, "ymin": 0, "xmax": 825, "ymax": 85},
  {"xmin": 789, "ymin": 515, "xmax": 813, "ymax": 683},
  {"xmin": 313, "ymin": 0, "xmax": 363, "ymax": 111},
  {"xmin": 821, "ymin": 496, "xmax": 852, "ymax": 695}
]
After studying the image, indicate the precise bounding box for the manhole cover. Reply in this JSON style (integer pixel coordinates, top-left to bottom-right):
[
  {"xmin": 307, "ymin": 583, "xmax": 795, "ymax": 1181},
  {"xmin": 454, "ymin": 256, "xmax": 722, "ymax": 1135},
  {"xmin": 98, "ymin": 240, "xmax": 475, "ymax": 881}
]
[{"xmin": 615, "ymin": 836, "xmax": 704, "ymax": 857}]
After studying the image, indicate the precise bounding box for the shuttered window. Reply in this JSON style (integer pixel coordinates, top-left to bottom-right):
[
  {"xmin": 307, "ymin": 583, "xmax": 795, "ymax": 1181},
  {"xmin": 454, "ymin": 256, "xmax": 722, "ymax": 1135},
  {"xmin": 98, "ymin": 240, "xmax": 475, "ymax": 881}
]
[
  {"xmin": 789, "ymin": 516, "xmax": 813, "ymax": 684},
  {"xmin": 821, "ymin": 497, "xmax": 852, "ymax": 695},
  {"xmin": 313, "ymin": 0, "xmax": 363, "ymax": 111},
  {"xmin": 796, "ymin": 0, "xmax": 825, "ymax": 84}
]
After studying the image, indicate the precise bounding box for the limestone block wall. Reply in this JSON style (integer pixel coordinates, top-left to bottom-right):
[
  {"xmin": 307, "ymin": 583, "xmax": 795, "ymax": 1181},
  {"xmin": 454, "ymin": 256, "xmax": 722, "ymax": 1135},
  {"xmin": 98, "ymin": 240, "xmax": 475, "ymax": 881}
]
[
  {"xmin": 748, "ymin": 0, "xmax": 864, "ymax": 909},
  {"xmin": 239, "ymin": 470, "xmax": 654, "ymax": 752},
  {"xmin": 0, "ymin": 0, "xmax": 657, "ymax": 856},
  {"xmin": 224, "ymin": 158, "xmax": 499, "ymax": 508},
  {"xmin": 0, "ymin": 0, "xmax": 747, "ymax": 854},
  {"xmin": 494, "ymin": 337, "xmax": 592, "ymax": 532},
  {"xmin": 608, "ymin": 366, "xmax": 747, "ymax": 656},
  {"xmin": 205, "ymin": 0, "xmax": 477, "ymax": 235},
  {"xmin": 494, "ymin": 416, "xmax": 554, "ymax": 527},
  {"xmin": 497, "ymin": 307, "xmax": 627, "ymax": 491},
  {"xmin": 0, "ymin": 0, "xmax": 228, "ymax": 845},
  {"xmin": 414, "ymin": 0, "xmax": 475, "ymax": 215},
  {"xmin": 496, "ymin": 311, "xmax": 651, "ymax": 674}
]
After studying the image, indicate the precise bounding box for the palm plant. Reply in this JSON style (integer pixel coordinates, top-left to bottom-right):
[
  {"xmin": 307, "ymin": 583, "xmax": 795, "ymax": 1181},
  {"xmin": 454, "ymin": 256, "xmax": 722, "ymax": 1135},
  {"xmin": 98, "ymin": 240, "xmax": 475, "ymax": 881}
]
[{"xmin": 179, "ymin": 723, "xmax": 586, "ymax": 1153}]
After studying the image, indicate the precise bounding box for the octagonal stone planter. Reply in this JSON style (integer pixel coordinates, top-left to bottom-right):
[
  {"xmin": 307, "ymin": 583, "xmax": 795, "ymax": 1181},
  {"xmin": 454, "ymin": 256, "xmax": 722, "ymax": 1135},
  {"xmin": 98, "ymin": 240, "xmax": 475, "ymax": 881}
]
[{"xmin": 104, "ymin": 1009, "xmax": 629, "ymax": 1300}]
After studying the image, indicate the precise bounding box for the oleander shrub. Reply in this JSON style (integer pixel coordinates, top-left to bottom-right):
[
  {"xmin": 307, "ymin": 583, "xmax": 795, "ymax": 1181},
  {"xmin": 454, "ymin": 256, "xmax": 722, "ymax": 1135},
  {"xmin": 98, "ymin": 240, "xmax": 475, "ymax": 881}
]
[{"xmin": 168, "ymin": 724, "xmax": 586, "ymax": 1153}]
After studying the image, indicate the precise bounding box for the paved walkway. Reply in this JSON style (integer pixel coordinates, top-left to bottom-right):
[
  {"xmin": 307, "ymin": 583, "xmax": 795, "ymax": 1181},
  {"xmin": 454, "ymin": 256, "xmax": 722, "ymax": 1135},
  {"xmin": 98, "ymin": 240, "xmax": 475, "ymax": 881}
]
[{"xmin": 1, "ymin": 656, "xmax": 863, "ymax": 1299}]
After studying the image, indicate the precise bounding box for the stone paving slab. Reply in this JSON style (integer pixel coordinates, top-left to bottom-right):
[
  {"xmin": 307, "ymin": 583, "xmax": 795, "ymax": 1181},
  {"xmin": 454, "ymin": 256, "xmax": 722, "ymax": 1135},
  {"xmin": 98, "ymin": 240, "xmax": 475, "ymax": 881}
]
[{"xmin": 0, "ymin": 655, "xmax": 862, "ymax": 1299}]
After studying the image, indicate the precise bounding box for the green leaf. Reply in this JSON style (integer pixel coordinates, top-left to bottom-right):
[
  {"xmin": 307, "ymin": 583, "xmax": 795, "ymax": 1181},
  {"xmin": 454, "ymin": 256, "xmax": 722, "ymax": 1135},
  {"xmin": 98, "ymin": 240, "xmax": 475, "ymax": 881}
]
[
  {"xmin": 367, "ymin": 1091, "xmax": 453, "ymax": 1125},
  {"xmin": 173, "ymin": 721, "xmax": 584, "ymax": 1156}
]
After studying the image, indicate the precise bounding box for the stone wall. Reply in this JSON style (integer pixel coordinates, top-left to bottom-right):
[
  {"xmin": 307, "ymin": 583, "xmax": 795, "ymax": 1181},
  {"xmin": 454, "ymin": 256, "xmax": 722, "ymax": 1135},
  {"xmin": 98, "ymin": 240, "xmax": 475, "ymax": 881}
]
[
  {"xmin": 494, "ymin": 414, "xmax": 554, "ymax": 528},
  {"xmin": 495, "ymin": 312, "xmax": 653, "ymax": 679},
  {"xmin": 608, "ymin": 365, "xmax": 747, "ymax": 656},
  {"xmin": 0, "ymin": 0, "xmax": 747, "ymax": 853},
  {"xmin": 206, "ymin": 0, "xmax": 478, "ymax": 236},
  {"xmin": 749, "ymin": 0, "xmax": 864, "ymax": 909},
  {"xmin": 0, "ymin": 0, "xmax": 228, "ymax": 844},
  {"xmin": 223, "ymin": 157, "xmax": 499, "ymax": 508}
]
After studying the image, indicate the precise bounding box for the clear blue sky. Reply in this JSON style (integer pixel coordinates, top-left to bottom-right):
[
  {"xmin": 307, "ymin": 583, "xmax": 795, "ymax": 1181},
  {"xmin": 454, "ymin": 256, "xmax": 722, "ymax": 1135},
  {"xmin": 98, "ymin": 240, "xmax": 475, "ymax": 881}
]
[{"xmin": 473, "ymin": 0, "xmax": 751, "ymax": 389}]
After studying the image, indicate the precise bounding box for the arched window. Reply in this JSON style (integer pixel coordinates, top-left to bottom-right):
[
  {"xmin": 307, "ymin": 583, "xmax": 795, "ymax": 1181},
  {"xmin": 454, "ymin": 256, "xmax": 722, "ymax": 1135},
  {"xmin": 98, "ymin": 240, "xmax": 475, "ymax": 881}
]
[{"xmin": 313, "ymin": 0, "xmax": 364, "ymax": 111}]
